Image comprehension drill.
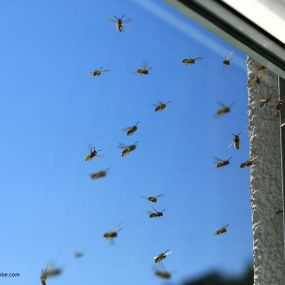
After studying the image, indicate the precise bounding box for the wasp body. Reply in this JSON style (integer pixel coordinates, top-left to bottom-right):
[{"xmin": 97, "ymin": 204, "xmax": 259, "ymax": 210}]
[
  {"xmin": 230, "ymin": 133, "xmax": 241, "ymax": 150},
  {"xmin": 215, "ymin": 224, "xmax": 229, "ymax": 235},
  {"xmin": 110, "ymin": 15, "xmax": 131, "ymax": 32},
  {"xmin": 276, "ymin": 208, "xmax": 283, "ymax": 215},
  {"xmin": 84, "ymin": 147, "xmax": 102, "ymax": 161},
  {"xmin": 214, "ymin": 157, "xmax": 231, "ymax": 168},
  {"xmin": 216, "ymin": 102, "xmax": 233, "ymax": 116},
  {"xmin": 143, "ymin": 194, "xmax": 163, "ymax": 203},
  {"xmin": 122, "ymin": 122, "xmax": 139, "ymax": 136},
  {"xmin": 259, "ymin": 96, "xmax": 271, "ymax": 108},
  {"xmin": 182, "ymin": 57, "xmax": 203, "ymax": 65},
  {"xmin": 148, "ymin": 207, "xmax": 165, "ymax": 218},
  {"xmin": 89, "ymin": 67, "xmax": 109, "ymax": 77},
  {"xmin": 223, "ymin": 52, "xmax": 233, "ymax": 69},
  {"xmin": 153, "ymin": 101, "xmax": 170, "ymax": 112},
  {"xmin": 240, "ymin": 159, "xmax": 254, "ymax": 168},
  {"xmin": 90, "ymin": 168, "xmax": 109, "ymax": 180},
  {"xmin": 74, "ymin": 251, "xmax": 83, "ymax": 258},
  {"xmin": 154, "ymin": 250, "xmax": 172, "ymax": 263},
  {"xmin": 103, "ymin": 224, "xmax": 122, "ymax": 241},
  {"xmin": 119, "ymin": 142, "xmax": 138, "ymax": 157},
  {"xmin": 136, "ymin": 63, "xmax": 153, "ymax": 75},
  {"xmin": 155, "ymin": 270, "xmax": 172, "ymax": 279},
  {"xmin": 41, "ymin": 269, "xmax": 48, "ymax": 285}
]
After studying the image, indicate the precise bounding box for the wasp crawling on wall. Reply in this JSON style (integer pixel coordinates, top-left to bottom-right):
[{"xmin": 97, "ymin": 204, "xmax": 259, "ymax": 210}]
[
  {"xmin": 215, "ymin": 224, "xmax": 229, "ymax": 235},
  {"xmin": 216, "ymin": 102, "xmax": 233, "ymax": 117},
  {"xmin": 276, "ymin": 97, "xmax": 285, "ymax": 111},
  {"xmin": 118, "ymin": 142, "xmax": 138, "ymax": 157},
  {"xmin": 259, "ymin": 96, "xmax": 271, "ymax": 108},
  {"xmin": 229, "ymin": 133, "xmax": 241, "ymax": 150},
  {"xmin": 148, "ymin": 207, "xmax": 166, "ymax": 218},
  {"xmin": 109, "ymin": 15, "xmax": 131, "ymax": 32},
  {"xmin": 276, "ymin": 208, "xmax": 283, "ymax": 215},
  {"xmin": 222, "ymin": 52, "xmax": 233, "ymax": 69},
  {"xmin": 89, "ymin": 66, "xmax": 110, "ymax": 77},
  {"xmin": 103, "ymin": 224, "xmax": 123, "ymax": 241},
  {"xmin": 240, "ymin": 158, "xmax": 255, "ymax": 168},
  {"xmin": 214, "ymin": 157, "xmax": 231, "ymax": 168},
  {"xmin": 84, "ymin": 146, "xmax": 102, "ymax": 161},
  {"xmin": 135, "ymin": 63, "xmax": 153, "ymax": 75},
  {"xmin": 154, "ymin": 249, "xmax": 172, "ymax": 263},
  {"xmin": 182, "ymin": 57, "xmax": 203, "ymax": 65},
  {"xmin": 142, "ymin": 194, "xmax": 163, "ymax": 203},
  {"xmin": 122, "ymin": 122, "xmax": 140, "ymax": 136},
  {"xmin": 90, "ymin": 168, "xmax": 110, "ymax": 180},
  {"xmin": 248, "ymin": 65, "xmax": 266, "ymax": 87},
  {"xmin": 153, "ymin": 101, "xmax": 170, "ymax": 112}
]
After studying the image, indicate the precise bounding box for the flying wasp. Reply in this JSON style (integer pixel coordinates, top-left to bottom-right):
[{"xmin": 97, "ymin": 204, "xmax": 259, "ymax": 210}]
[
  {"xmin": 182, "ymin": 57, "xmax": 203, "ymax": 65},
  {"xmin": 118, "ymin": 142, "xmax": 138, "ymax": 157},
  {"xmin": 122, "ymin": 122, "xmax": 140, "ymax": 136},
  {"xmin": 148, "ymin": 207, "xmax": 166, "ymax": 218},
  {"xmin": 216, "ymin": 102, "xmax": 233, "ymax": 117},
  {"xmin": 259, "ymin": 96, "xmax": 271, "ymax": 108},
  {"xmin": 154, "ymin": 249, "xmax": 172, "ymax": 263},
  {"xmin": 229, "ymin": 133, "xmax": 241, "ymax": 150},
  {"xmin": 89, "ymin": 66, "xmax": 110, "ymax": 77},
  {"xmin": 135, "ymin": 63, "xmax": 153, "ymax": 75},
  {"xmin": 109, "ymin": 15, "xmax": 131, "ymax": 32},
  {"xmin": 153, "ymin": 101, "xmax": 170, "ymax": 112},
  {"xmin": 142, "ymin": 194, "xmax": 163, "ymax": 203},
  {"xmin": 222, "ymin": 52, "xmax": 233, "ymax": 69},
  {"xmin": 74, "ymin": 251, "xmax": 83, "ymax": 258},
  {"xmin": 154, "ymin": 268, "xmax": 172, "ymax": 279},
  {"xmin": 240, "ymin": 158, "xmax": 255, "ymax": 168},
  {"xmin": 215, "ymin": 224, "xmax": 229, "ymax": 235},
  {"xmin": 90, "ymin": 168, "xmax": 110, "ymax": 180},
  {"xmin": 214, "ymin": 157, "xmax": 231, "ymax": 168},
  {"xmin": 84, "ymin": 146, "xmax": 102, "ymax": 161},
  {"xmin": 41, "ymin": 269, "xmax": 48, "ymax": 285},
  {"xmin": 103, "ymin": 224, "xmax": 123, "ymax": 241}
]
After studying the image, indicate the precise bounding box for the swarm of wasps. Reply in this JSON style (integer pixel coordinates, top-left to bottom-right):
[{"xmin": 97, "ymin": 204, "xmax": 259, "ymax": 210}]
[{"xmin": 39, "ymin": 15, "xmax": 284, "ymax": 285}]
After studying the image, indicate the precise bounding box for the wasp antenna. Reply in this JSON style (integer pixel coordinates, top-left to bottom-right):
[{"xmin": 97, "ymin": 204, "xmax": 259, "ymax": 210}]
[
  {"xmin": 162, "ymin": 209, "xmax": 166, "ymax": 213},
  {"xmin": 121, "ymin": 15, "xmax": 125, "ymax": 18},
  {"xmin": 114, "ymin": 16, "xmax": 119, "ymax": 19}
]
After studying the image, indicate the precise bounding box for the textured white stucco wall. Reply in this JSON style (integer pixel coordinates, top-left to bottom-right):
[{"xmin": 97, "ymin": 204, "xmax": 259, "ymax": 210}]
[{"xmin": 247, "ymin": 58, "xmax": 285, "ymax": 284}]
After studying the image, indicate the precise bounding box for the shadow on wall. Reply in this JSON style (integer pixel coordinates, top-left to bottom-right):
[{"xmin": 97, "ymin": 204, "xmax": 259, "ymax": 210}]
[{"xmin": 182, "ymin": 265, "xmax": 253, "ymax": 285}]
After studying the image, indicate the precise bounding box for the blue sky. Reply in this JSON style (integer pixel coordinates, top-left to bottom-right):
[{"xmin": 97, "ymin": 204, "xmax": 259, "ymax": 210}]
[{"xmin": 0, "ymin": 0, "xmax": 251, "ymax": 285}]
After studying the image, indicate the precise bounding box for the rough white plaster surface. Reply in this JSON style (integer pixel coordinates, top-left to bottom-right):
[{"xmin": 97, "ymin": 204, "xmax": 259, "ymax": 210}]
[{"xmin": 247, "ymin": 58, "xmax": 285, "ymax": 285}]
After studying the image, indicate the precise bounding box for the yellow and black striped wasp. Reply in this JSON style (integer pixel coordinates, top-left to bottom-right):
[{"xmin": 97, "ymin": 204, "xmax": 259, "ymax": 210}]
[
  {"xmin": 118, "ymin": 142, "xmax": 138, "ymax": 157},
  {"xmin": 109, "ymin": 15, "xmax": 131, "ymax": 32},
  {"xmin": 153, "ymin": 101, "xmax": 170, "ymax": 112},
  {"xmin": 148, "ymin": 207, "xmax": 166, "ymax": 218},
  {"xmin": 136, "ymin": 63, "xmax": 153, "ymax": 75},
  {"xmin": 214, "ymin": 157, "xmax": 231, "ymax": 168},
  {"xmin": 215, "ymin": 224, "xmax": 229, "ymax": 235},
  {"xmin": 142, "ymin": 194, "xmax": 163, "ymax": 203},
  {"xmin": 182, "ymin": 56, "xmax": 203, "ymax": 65},
  {"xmin": 89, "ymin": 66, "xmax": 110, "ymax": 77},
  {"xmin": 122, "ymin": 122, "xmax": 139, "ymax": 136},
  {"xmin": 90, "ymin": 168, "xmax": 110, "ymax": 180},
  {"xmin": 154, "ymin": 249, "xmax": 172, "ymax": 263},
  {"xmin": 222, "ymin": 51, "xmax": 233, "ymax": 70},
  {"xmin": 216, "ymin": 102, "xmax": 233, "ymax": 117},
  {"xmin": 103, "ymin": 224, "xmax": 123, "ymax": 243},
  {"xmin": 229, "ymin": 133, "xmax": 241, "ymax": 150},
  {"xmin": 84, "ymin": 146, "xmax": 102, "ymax": 161}
]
